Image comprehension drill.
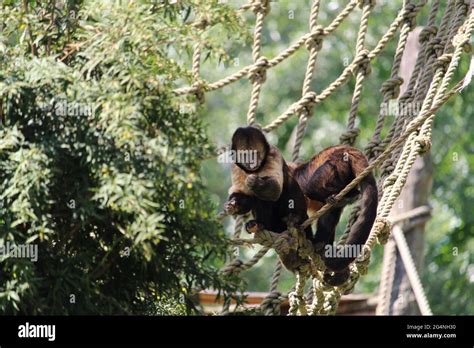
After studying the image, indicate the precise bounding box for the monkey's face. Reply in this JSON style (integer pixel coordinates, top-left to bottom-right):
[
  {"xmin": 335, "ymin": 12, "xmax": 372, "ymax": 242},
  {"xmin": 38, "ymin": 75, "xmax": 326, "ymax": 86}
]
[{"xmin": 231, "ymin": 126, "xmax": 269, "ymax": 172}]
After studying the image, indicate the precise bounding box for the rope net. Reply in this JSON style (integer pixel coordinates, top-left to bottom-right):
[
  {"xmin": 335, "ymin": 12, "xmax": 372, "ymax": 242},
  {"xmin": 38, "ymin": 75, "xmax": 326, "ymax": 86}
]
[{"xmin": 175, "ymin": 0, "xmax": 474, "ymax": 315}]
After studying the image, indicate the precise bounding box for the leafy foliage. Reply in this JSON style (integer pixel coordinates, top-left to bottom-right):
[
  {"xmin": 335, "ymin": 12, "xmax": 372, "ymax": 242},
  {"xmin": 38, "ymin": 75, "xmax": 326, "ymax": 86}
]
[{"xmin": 0, "ymin": 0, "xmax": 246, "ymax": 314}]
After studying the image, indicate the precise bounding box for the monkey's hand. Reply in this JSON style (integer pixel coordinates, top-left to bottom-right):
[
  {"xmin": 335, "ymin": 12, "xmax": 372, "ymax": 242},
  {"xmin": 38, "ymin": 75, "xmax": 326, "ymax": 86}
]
[
  {"xmin": 245, "ymin": 220, "xmax": 264, "ymax": 234},
  {"xmin": 326, "ymin": 193, "xmax": 359, "ymax": 207},
  {"xmin": 326, "ymin": 194, "xmax": 339, "ymax": 206},
  {"xmin": 246, "ymin": 174, "xmax": 281, "ymax": 201},
  {"xmin": 323, "ymin": 267, "xmax": 350, "ymax": 286}
]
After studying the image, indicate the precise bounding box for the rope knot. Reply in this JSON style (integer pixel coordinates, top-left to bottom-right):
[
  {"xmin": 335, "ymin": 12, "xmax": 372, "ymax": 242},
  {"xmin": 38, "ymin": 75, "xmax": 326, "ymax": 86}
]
[
  {"xmin": 297, "ymin": 91, "xmax": 317, "ymax": 115},
  {"xmin": 191, "ymin": 79, "xmax": 208, "ymax": 104},
  {"xmin": 380, "ymin": 77, "xmax": 404, "ymax": 99},
  {"xmin": 356, "ymin": 245, "xmax": 371, "ymax": 267},
  {"xmin": 416, "ymin": 135, "xmax": 432, "ymax": 153},
  {"xmin": 260, "ymin": 291, "xmax": 282, "ymax": 315},
  {"xmin": 221, "ymin": 259, "xmax": 243, "ymax": 275},
  {"xmin": 305, "ymin": 25, "xmax": 325, "ymax": 51},
  {"xmin": 453, "ymin": 32, "xmax": 471, "ymax": 53},
  {"xmin": 374, "ymin": 217, "xmax": 392, "ymax": 245},
  {"xmin": 419, "ymin": 25, "xmax": 437, "ymax": 43},
  {"xmin": 365, "ymin": 139, "xmax": 384, "ymax": 158},
  {"xmin": 402, "ymin": 3, "xmax": 418, "ymax": 28},
  {"xmin": 356, "ymin": 258, "xmax": 369, "ymax": 275},
  {"xmin": 251, "ymin": 0, "xmax": 270, "ymax": 16},
  {"xmin": 429, "ymin": 37, "xmax": 444, "ymax": 57},
  {"xmin": 382, "ymin": 173, "xmax": 398, "ymax": 190},
  {"xmin": 435, "ymin": 53, "xmax": 453, "ymax": 71},
  {"xmin": 248, "ymin": 56, "xmax": 269, "ymax": 84},
  {"xmin": 339, "ymin": 127, "xmax": 361, "ymax": 145},
  {"xmin": 352, "ymin": 49, "xmax": 372, "ymax": 76},
  {"xmin": 357, "ymin": 0, "xmax": 376, "ymax": 9}
]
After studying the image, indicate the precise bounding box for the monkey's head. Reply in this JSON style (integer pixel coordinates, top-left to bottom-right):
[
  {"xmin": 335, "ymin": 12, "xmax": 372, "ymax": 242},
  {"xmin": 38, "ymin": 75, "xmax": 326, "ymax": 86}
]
[{"xmin": 231, "ymin": 126, "xmax": 269, "ymax": 172}]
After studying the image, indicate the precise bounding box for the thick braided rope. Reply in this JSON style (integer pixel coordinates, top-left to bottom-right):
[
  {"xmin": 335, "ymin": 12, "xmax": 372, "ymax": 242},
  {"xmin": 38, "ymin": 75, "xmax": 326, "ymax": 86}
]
[
  {"xmin": 247, "ymin": 0, "xmax": 270, "ymax": 125},
  {"xmin": 292, "ymin": 16, "xmax": 470, "ymax": 311},
  {"xmin": 378, "ymin": 0, "xmax": 444, "ymax": 200},
  {"xmin": 376, "ymin": 237, "xmax": 397, "ymax": 315},
  {"xmin": 259, "ymin": 259, "xmax": 284, "ymax": 315},
  {"xmin": 340, "ymin": 0, "xmax": 375, "ymax": 145},
  {"xmin": 263, "ymin": 2, "xmax": 418, "ymax": 133},
  {"xmin": 300, "ymin": 16, "xmax": 472, "ymax": 231},
  {"xmin": 173, "ymin": 0, "xmax": 359, "ymax": 97},
  {"xmin": 414, "ymin": 0, "xmax": 457, "ymax": 103},
  {"xmin": 379, "ymin": 9, "xmax": 472, "ymax": 216},
  {"xmin": 391, "ymin": 225, "xmax": 433, "ymax": 315},
  {"xmin": 291, "ymin": 0, "xmax": 322, "ymax": 163},
  {"xmin": 213, "ymin": 2, "xmax": 412, "ymax": 158},
  {"xmin": 367, "ymin": 8, "xmax": 474, "ymax": 267},
  {"xmin": 365, "ymin": 0, "xmax": 424, "ymax": 159},
  {"xmin": 292, "ymin": 0, "xmax": 322, "ymax": 175}
]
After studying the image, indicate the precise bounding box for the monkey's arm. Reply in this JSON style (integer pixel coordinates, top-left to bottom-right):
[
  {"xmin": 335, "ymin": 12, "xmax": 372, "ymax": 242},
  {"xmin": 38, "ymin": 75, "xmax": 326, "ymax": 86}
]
[{"xmin": 245, "ymin": 174, "xmax": 282, "ymax": 202}]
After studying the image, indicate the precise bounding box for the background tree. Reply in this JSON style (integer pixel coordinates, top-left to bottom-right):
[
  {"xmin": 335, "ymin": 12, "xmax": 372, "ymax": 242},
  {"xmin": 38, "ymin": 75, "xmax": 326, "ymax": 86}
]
[{"xmin": 0, "ymin": 0, "xmax": 247, "ymax": 314}]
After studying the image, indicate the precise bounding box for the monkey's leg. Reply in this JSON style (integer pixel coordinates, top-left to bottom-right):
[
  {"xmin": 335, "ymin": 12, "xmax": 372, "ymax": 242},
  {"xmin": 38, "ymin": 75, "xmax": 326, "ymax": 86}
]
[
  {"xmin": 225, "ymin": 192, "xmax": 254, "ymax": 215},
  {"xmin": 313, "ymin": 207, "xmax": 343, "ymax": 252},
  {"xmin": 317, "ymin": 208, "xmax": 351, "ymax": 287},
  {"xmin": 246, "ymin": 174, "xmax": 281, "ymax": 202}
]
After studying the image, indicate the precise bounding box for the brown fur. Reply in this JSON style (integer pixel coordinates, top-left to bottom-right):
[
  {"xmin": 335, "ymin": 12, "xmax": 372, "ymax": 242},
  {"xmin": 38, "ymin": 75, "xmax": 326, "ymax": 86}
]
[
  {"xmin": 225, "ymin": 126, "xmax": 313, "ymax": 271},
  {"xmin": 290, "ymin": 145, "xmax": 378, "ymax": 285},
  {"xmin": 229, "ymin": 145, "xmax": 284, "ymax": 197}
]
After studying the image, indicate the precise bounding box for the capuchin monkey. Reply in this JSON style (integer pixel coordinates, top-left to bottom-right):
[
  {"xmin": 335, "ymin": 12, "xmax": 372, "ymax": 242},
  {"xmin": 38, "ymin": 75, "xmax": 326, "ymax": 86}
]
[
  {"xmin": 224, "ymin": 126, "xmax": 312, "ymax": 271},
  {"xmin": 224, "ymin": 126, "xmax": 378, "ymax": 285},
  {"xmin": 289, "ymin": 146, "xmax": 378, "ymax": 285}
]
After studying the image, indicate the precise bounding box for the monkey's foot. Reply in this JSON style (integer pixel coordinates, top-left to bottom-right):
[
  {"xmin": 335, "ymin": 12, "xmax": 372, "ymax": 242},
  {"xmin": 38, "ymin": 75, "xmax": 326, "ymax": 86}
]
[
  {"xmin": 322, "ymin": 267, "xmax": 350, "ymax": 286},
  {"xmin": 245, "ymin": 220, "xmax": 264, "ymax": 234},
  {"xmin": 224, "ymin": 199, "xmax": 239, "ymax": 215},
  {"xmin": 313, "ymin": 241, "xmax": 325, "ymax": 255}
]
